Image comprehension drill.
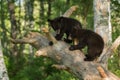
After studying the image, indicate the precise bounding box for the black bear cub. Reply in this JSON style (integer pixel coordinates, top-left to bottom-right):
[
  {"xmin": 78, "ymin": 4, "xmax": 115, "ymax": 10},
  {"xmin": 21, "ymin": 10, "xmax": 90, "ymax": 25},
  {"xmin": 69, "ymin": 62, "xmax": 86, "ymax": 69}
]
[
  {"xmin": 69, "ymin": 27, "xmax": 104, "ymax": 61},
  {"xmin": 48, "ymin": 16, "xmax": 82, "ymax": 44}
]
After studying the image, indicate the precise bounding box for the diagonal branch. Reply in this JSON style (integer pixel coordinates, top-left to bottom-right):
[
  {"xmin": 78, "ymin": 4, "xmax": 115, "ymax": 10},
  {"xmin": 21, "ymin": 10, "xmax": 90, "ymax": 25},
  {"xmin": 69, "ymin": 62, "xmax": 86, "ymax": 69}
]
[
  {"xmin": 10, "ymin": 29, "xmax": 120, "ymax": 80},
  {"xmin": 98, "ymin": 36, "xmax": 120, "ymax": 65},
  {"xmin": 10, "ymin": 38, "xmax": 36, "ymax": 44},
  {"xmin": 10, "ymin": 32, "xmax": 49, "ymax": 49},
  {"xmin": 62, "ymin": 5, "xmax": 78, "ymax": 17},
  {"xmin": 34, "ymin": 32, "xmax": 120, "ymax": 80}
]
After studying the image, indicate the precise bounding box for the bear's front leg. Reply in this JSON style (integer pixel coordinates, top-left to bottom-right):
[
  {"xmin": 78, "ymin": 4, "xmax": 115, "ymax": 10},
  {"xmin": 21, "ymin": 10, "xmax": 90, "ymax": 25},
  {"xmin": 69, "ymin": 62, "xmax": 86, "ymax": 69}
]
[
  {"xmin": 55, "ymin": 34, "xmax": 62, "ymax": 40},
  {"xmin": 55, "ymin": 33, "xmax": 64, "ymax": 40}
]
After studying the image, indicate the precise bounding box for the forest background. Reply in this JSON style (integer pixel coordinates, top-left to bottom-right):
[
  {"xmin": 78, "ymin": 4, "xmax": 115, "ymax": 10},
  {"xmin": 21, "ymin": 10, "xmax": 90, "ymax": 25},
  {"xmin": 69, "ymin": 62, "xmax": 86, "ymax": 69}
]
[{"xmin": 0, "ymin": 0, "xmax": 120, "ymax": 80}]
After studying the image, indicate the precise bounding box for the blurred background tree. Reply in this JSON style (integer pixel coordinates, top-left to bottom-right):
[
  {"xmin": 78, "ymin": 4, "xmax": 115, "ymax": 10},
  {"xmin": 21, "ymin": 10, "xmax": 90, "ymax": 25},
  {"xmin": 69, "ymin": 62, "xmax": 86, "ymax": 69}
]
[{"xmin": 0, "ymin": 0, "xmax": 119, "ymax": 80}]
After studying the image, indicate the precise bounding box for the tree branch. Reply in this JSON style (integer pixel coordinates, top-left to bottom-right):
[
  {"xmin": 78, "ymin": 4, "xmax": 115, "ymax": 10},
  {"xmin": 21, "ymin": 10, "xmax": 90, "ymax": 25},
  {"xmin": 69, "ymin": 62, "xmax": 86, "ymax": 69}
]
[
  {"xmin": 62, "ymin": 5, "xmax": 78, "ymax": 17},
  {"xmin": 34, "ymin": 29, "xmax": 120, "ymax": 80},
  {"xmin": 97, "ymin": 66, "xmax": 108, "ymax": 78},
  {"xmin": 10, "ymin": 32, "xmax": 49, "ymax": 49},
  {"xmin": 98, "ymin": 36, "xmax": 120, "ymax": 65}
]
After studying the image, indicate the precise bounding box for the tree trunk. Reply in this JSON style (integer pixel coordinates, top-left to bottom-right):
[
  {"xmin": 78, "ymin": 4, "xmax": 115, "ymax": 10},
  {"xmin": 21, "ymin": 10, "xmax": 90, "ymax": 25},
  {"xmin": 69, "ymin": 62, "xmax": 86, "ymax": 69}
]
[
  {"xmin": 10, "ymin": 31, "xmax": 120, "ymax": 80},
  {"xmin": 1, "ymin": 0, "xmax": 8, "ymax": 50},
  {"xmin": 94, "ymin": 0, "xmax": 112, "ymax": 45},
  {"xmin": 7, "ymin": 0, "xmax": 19, "ymax": 57},
  {"xmin": 0, "ymin": 40, "xmax": 9, "ymax": 80}
]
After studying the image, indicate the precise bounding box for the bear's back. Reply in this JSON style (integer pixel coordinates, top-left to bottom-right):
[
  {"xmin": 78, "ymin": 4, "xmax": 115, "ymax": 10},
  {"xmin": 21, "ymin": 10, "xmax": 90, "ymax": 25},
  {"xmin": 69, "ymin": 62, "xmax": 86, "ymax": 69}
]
[
  {"xmin": 61, "ymin": 17, "xmax": 82, "ymax": 28},
  {"xmin": 85, "ymin": 30, "xmax": 104, "ymax": 48}
]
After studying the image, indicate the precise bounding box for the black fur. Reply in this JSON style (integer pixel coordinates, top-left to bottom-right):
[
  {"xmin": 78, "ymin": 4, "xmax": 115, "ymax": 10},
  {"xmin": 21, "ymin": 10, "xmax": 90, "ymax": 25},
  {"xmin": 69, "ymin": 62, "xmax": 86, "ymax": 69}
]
[
  {"xmin": 69, "ymin": 28, "xmax": 104, "ymax": 61},
  {"xmin": 48, "ymin": 16, "xmax": 82, "ymax": 44}
]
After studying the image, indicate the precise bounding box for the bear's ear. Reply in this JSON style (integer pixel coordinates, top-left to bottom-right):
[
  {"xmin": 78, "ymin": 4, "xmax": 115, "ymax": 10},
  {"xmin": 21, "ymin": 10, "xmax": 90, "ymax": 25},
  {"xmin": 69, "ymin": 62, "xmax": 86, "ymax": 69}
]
[{"xmin": 58, "ymin": 16, "xmax": 64, "ymax": 22}]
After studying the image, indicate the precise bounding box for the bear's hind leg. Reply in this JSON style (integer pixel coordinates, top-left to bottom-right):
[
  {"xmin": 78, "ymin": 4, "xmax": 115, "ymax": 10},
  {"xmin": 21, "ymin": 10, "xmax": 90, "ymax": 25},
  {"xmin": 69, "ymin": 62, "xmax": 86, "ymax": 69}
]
[
  {"xmin": 84, "ymin": 48, "xmax": 98, "ymax": 61},
  {"xmin": 84, "ymin": 54, "xmax": 95, "ymax": 61}
]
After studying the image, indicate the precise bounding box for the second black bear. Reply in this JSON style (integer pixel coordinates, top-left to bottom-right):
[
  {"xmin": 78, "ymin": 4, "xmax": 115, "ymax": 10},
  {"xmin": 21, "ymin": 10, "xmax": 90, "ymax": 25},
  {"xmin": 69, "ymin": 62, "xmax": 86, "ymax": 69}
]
[
  {"xmin": 69, "ymin": 27, "xmax": 104, "ymax": 61},
  {"xmin": 48, "ymin": 16, "xmax": 82, "ymax": 43}
]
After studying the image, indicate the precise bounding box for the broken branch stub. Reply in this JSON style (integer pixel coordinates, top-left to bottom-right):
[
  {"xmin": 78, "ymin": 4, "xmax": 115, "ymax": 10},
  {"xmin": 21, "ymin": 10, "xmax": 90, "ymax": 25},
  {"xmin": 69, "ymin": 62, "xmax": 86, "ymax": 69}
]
[{"xmin": 41, "ymin": 27, "xmax": 57, "ymax": 44}]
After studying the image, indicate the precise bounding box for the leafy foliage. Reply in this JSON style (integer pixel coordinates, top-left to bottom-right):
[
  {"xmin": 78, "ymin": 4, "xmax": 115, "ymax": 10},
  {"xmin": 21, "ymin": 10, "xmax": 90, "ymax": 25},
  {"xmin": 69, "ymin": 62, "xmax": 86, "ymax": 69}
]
[
  {"xmin": 108, "ymin": 0, "xmax": 120, "ymax": 77},
  {"xmin": 108, "ymin": 49, "xmax": 120, "ymax": 77},
  {"xmin": 111, "ymin": 0, "xmax": 120, "ymax": 41}
]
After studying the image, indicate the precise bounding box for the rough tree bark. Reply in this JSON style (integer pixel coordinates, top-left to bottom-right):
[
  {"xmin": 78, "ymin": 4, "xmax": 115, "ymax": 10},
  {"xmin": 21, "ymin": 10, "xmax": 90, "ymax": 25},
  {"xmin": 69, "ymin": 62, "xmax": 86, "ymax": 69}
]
[
  {"xmin": 94, "ymin": 0, "xmax": 112, "ymax": 45},
  {"xmin": 0, "ymin": 40, "xmax": 9, "ymax": 80},
  {"xmin": 10, "ymin": 6, "xmax": 120, "ymax": 80}
]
